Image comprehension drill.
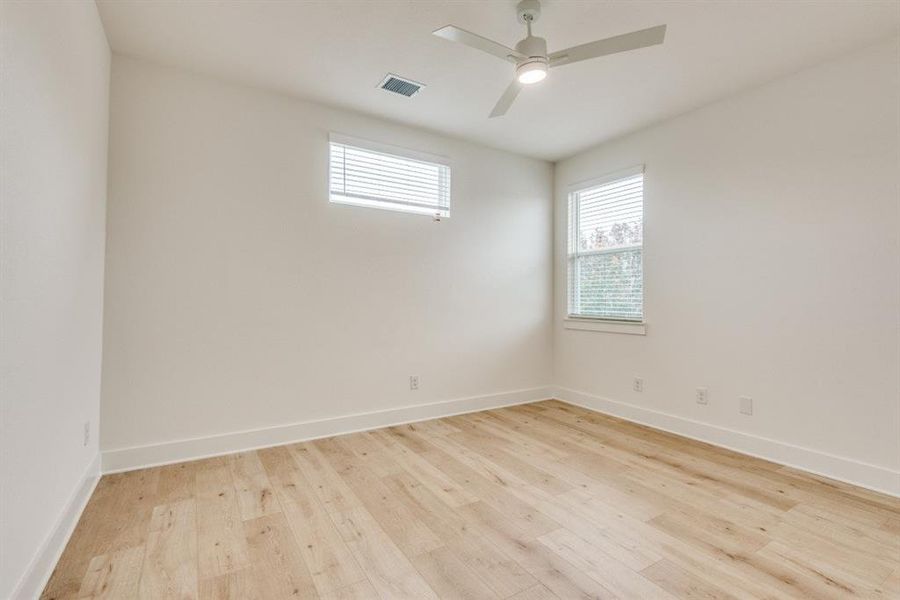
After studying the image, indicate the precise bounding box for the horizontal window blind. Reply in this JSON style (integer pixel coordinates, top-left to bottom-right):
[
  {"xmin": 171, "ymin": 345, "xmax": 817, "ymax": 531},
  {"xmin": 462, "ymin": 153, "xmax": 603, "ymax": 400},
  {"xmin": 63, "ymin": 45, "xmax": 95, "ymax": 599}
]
[
  {"xmin": 568, "ymin": 169, "xmax": 644, "ymax": 321},
  {"xmin": 329, "ymin": 137, "xmax": 450, "ymax": 217}
]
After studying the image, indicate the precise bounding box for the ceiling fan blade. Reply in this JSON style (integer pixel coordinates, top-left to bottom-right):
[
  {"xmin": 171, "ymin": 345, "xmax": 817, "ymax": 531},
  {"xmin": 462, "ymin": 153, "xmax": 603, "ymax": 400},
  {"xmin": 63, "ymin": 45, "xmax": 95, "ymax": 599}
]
[
  {"xmin": 549, "ymin": 24, "xmax": 666, "ymax": 68},
  {"xmin": 489, "ymin": 79, "xmax": 522, "ymax": 118},
  {"xmin": 433, "ymin": 25, "xmax": 523, "ymax": 63}
]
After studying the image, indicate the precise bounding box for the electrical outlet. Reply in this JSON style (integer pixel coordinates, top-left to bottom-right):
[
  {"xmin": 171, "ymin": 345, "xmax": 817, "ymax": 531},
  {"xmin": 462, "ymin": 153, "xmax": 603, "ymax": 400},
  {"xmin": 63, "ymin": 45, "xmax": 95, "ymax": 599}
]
[
  {"xmin": 696, "ymin": 387, "xmax": 709, "ymax": 405},
  {"xmin": 409, "ymin": 375, "xmax": 419, "ymax": 390},
  {"xmin": 83, "ymin": 422, "xmax": 90, "ymax": 447},
  {"xmin": 739, "ymin": 396, "xmax": 753, "ymax": 415},
  {"xmin": 633, "ymin": 377, "xmax": 644, "ymax": 393}
]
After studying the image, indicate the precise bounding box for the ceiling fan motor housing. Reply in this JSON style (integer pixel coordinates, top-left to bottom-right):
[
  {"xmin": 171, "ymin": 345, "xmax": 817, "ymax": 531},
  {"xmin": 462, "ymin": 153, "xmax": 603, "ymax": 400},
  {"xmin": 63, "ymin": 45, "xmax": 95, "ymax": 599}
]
[
  {"xmin": 515, "ymin": 35, "xmax": 547, "ymax": 59},
  {"xmin": 515, "ymin": 34, "xmax": 548, "ymax": 84}
]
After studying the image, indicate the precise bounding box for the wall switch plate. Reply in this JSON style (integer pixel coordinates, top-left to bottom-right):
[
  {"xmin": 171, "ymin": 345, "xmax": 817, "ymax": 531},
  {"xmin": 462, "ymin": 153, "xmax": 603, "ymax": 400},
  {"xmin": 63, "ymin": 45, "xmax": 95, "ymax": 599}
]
[
  {"xmin": 409, "ymin": 375, "xmax": 419, "ymax": 390},
  {"xmin": 83, "ymin": 422, "xmax": 90, "ymax": 447},
  {"xmin": 739, "ymin": 396, "xmax": 753, "ymax": 415},
  {"xmin": 696, "ymin": 387, "xmax": 709, "ymax": 405},
  {"xmin": 633, "ymin": 377, "xmax": 644, "ymax": 392}
]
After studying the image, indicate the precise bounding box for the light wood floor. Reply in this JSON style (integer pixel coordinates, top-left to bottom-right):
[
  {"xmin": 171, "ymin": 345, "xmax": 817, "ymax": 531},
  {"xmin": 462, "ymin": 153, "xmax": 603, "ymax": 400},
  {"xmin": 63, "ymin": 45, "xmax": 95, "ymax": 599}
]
[{"xmin": 42, "ymin": 400, "xmax": 900, "ymax": 599}]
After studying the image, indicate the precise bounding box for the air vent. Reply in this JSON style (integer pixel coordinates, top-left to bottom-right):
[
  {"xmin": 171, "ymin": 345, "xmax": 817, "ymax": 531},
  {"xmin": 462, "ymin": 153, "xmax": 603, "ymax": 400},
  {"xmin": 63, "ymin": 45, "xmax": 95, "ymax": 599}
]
[{"xmin": 379, "ymin": 74, "xmax": 425, "ymax": 97}]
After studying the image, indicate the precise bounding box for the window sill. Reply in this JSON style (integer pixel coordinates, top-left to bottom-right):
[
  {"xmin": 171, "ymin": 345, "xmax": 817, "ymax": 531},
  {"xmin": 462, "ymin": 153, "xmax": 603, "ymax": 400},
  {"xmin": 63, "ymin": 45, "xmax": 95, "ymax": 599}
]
[{"xmin": 564, "ymin": 318, "xmax": 646, "ymax": 335}]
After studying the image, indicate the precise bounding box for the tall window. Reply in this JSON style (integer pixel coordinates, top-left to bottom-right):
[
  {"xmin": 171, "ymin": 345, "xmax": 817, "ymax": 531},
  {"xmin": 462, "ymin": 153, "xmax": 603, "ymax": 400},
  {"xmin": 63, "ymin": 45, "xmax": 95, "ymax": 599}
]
[
  {"xmin": 329, "ymin": 134, "xmax": 450, "ymax": 218},
  {"xmin": 568, "ymin": 167, "xmax": 644, "ymax": 322}
]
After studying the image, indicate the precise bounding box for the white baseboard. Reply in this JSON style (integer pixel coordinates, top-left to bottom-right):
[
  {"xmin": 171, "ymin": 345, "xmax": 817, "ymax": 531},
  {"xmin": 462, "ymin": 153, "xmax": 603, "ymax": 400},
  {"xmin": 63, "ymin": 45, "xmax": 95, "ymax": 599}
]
[
  {"xmin": 101, "ymin": 383, "xmax": 899, "ymax": 495},
  {"xmin": 11, "ymin": 452, "xmax": 101, "ymax": 600},
  {"xmin": 102, "ymin": 386, "xmax": 554, "ymax": 473},
  {"xmin": 553, "ymin": 386, "xmax": 900, "ymax": 498}
]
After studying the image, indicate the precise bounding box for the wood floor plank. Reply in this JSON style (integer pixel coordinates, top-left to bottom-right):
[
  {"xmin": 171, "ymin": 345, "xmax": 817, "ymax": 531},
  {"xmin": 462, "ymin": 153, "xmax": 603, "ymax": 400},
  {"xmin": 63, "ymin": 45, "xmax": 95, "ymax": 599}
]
[
  {"xmin": 455, "ymin": 413, "xmax": 667, "ymax": 521},
  {"xmin": 507, "ymin": 482, "xmax": 663, "ymax": 571},
  {"xmin": 195, "ymin": 464, "xmax": 251, "ymax": 579},
  {"xmin": 338, "ymin": 431, "xmax": 405, "ymax": 478},
  {"xmin": 538, "ymin": 404, "xmax": 800, "ymax": 515},
  {"xmin": 539, "ymin": 528, "xmax": 678, "ymax": 599},
  {"xmin": 757, "ymin": 541, "xmax": 886, "ymax": 598},
  {"xmin": 395, "ymin": 418, "xmax": 464, "ymax": 438},
  {"xmin": 330, "ymin": 507, "xmax": 439, "ymax": 599},
  {"xmin": 630, "ymin": 520, "xmax": 795, "ymax": 600},
  {"xmin": 198, "ymin": 568, "xmax": 260, "ymax": 600},
  {"xmin": 424, "ymin": 433, "xmax": 534, "ymax": 490},
  {"xmin": 227, "ymin": 451, "xmax": 280, "ymax": 521},
  {"xmin": 444, "ymin": 429, "xmax": 575, "ymax": 496},
  {"xmin": 743, "ymin": 546, "xmax": 864, "ymax": 600},
  {"xmin": 288, "ymin": 441, "xmax": 363, "ymax": 515},
  {"xmin": 776, "ymin": 466, "xmax": 900, "ymax": 512},
  {"xmin": 410, "ymin": 546, "xmax": 500, "ymax": 599},
  {"xmin": 42, "ymin": 401, "xmax": 900, "ymax": 600},
  {"xmin": 257, "ymin": 445, "xmax": 367, "ymax": 594},
  {"xmin": 641, "ymin": 559, "xmax": 740, "ymax": 600},
  {"xmin": 458, "ymin": 501, "xmax": 619, "ymax": 600},
  {"xmin": 368, "ymin": 428, "xmax": 480, "ymax": 507},
  {"xmin": 317, "ymin": 436, "xmax": 444, "ymax": 558},
  {"xmin": 778, "ymin": 505, "xmax": 899, "ymax": 570},
  {"xmin": 243, "ymin": 512, "xmax": 319, "ymax": 599},
  {"xmin": 391, "ymin": 427, "xmax": 561, "ymax": 538},
  {"xmin": 506, "ymin": 584, "xmax": 560, "ymax": 600},
  {"xmin": 881, "ymin": 517, "xmax": 900, "ymax": 536},
  {"xmin": 769, "ymin": 519, "xmax": 896, "ymax": 584},
  {"xmin": 649, "ymin": 508, "xmax": 771, "ymax": 557},
  {"xmin": 317, "ymin": 580, "xmax": 381, "ymax": 600},
  {"xmin": 77, "ymin": 546, "xmax": 145, "ymax": 599},
  {"xmin": 491, "ymin": 407, "xmax": 610, "ymax": 456},
  {"xmin": 522, "ymin": 409, "xmax": 785, "ymax": 521},
  {"xmin": 139, "ymin": 499, "xmax": 199, "ymax": 599},
  {"xmin": 879, "ymin": 570, "xmax": 900, "ymax": 599},
  {"xmin": 623, "ymin": 465, "xmax": 782, "ymax": 533},
  {"xmin": 453, "ymin": 412, "xmax": 570, "ymax": 461},
  {"xmin": 155, "ymin": 461, "xmax": 199, "ymax": 504},
  {"xmin": 382, "ymin": 471, "xmax": 538, "ymax": 597}
]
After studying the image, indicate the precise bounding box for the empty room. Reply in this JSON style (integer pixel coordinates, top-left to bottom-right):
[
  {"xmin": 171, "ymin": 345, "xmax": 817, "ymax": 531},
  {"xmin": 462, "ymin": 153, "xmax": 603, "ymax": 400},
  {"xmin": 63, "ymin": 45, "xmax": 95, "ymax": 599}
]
[{"xmin": 2, "ymin": 0, "xmax": 899, "ymax": 598}]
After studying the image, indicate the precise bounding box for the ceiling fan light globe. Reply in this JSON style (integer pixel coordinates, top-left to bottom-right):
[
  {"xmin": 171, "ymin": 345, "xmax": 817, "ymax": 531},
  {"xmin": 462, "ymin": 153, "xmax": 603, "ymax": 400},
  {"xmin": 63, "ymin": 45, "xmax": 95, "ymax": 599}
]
[{"xmin": 516, "ymin": 61, "xmax": 547, "ymax": 84}]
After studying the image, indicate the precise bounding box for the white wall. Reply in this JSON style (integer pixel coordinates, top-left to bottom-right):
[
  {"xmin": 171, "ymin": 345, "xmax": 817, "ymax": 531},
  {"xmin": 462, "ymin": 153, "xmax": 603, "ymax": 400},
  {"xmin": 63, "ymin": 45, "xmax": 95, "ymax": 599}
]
[
  {"xmin": 554, "ymin": 37, "xmax": 900, "ymax": 494},
  {"xmin": 0, "ymin": 2, "xmax": 110, "ymax": 597},
  {"xmin": 101, "ymin": 56, "xmax": 553, "ymax": 465}
]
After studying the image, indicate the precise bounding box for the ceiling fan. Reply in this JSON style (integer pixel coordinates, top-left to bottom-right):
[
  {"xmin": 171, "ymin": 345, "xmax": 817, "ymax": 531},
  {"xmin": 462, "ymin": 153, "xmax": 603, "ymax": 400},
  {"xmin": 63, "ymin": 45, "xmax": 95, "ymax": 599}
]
[{"xmin": 433, "ymin": 0, "xmax": 666, "ymax": 118}]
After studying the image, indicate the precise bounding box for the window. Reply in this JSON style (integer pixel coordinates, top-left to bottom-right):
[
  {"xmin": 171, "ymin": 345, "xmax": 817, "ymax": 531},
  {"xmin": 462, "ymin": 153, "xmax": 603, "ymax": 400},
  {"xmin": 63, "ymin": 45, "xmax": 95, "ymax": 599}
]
[
  {"xmin": 329, "ymin": 134, "xmax": 450, "ymax": 218},
  {"xmin": 568, "ymin": 167, "xmax": 644, "ymax": 322}
]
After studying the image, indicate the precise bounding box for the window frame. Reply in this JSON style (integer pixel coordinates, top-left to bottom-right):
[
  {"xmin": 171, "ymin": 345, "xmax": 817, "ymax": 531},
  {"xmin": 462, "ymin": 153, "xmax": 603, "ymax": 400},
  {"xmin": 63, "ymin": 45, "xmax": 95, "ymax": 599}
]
[
  {"xmin": 328, "ymin": 133, "xmax": 451, "ymax": 218},
  {"xmin": 566, "ymin": 165, "xmax": 646, "ymax": 332}
]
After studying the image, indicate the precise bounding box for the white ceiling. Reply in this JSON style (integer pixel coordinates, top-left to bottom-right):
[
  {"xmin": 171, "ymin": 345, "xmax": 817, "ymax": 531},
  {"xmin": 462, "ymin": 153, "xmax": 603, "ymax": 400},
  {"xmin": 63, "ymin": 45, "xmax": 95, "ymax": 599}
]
[{"xmin": 96, "ymin": 0, "xmax": 900, "ymax": 161}]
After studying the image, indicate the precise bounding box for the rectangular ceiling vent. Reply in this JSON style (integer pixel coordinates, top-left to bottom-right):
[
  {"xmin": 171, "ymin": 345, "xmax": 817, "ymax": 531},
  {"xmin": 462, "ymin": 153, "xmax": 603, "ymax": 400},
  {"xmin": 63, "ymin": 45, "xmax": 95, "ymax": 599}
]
[{"xmin": 379, "ymin": 74, "xmax": 425, "ymax": 98}]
